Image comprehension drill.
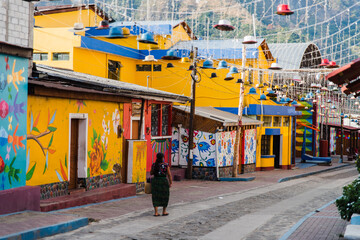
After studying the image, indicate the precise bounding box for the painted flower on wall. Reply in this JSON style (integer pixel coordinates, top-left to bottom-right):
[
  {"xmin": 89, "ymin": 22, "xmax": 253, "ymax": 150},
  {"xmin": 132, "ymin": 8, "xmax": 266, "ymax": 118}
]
[
  {"xmin": 206, "ymin": 158, "xmax": 215, "ymax": 167},
  {"xmin": 171, "ymin": 139, "xmax": 179, "ymax": 153},
  {"xmin": 198, "ymin": 142, "xmax": 210, "ymax": 152},
  {"xmin": 211, "ymin": 139, "xmax": 216, "ymax": 145},
  {"xmin": 112, "ymin": 108, "xmax": 120, "ymax": 134},
  {"xmin": 76, "ymin": 100, "xmax": 86, "ymax": 112},
  {"xmin": 182, "ymin": 135, "xmax": 188, "ymax": 143},
  {"xmin": 88, "ymin": 129, "xmax": 109, "ymax": 177}
]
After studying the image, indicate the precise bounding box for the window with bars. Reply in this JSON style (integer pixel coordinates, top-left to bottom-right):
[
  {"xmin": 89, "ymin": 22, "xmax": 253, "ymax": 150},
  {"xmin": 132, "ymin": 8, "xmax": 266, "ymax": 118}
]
[
  {"xmin": 33, "ymin": 53, "xmax": 48, "ymax": 61},
  {"xmin": 151, "ymin": 104, "xmax": 171, "ymax": 136},
  {"xmin": 108, "ymin": 60, "xmax": 122, "ymax": 80},
  {"xmin": 263, "ymin": 116, "xmax": 272, "ymax": 127},
  {"xmin": 283, "ymin": 117, "xmax": 290, "ymax": 127},
  {"xmin": 273, "ymin": 116, "xmax": 282, "ymax": 127},
  {"xmin": 136, "ymin": 64, "xmax": 162, "ymax": 71},
  {"xmin": 261, "ymin": 135, "xmax": 271, "ymax": 155},
  {"xmin": 52, "ymin": 52, "xmax": 69, "ymax": 61}
]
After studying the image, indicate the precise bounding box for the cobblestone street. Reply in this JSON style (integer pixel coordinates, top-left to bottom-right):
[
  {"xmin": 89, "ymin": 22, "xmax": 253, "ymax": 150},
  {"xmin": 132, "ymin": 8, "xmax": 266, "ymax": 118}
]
[{"xmin": 43, "ymin": 166, "xmax": 356, "ymax": 240}]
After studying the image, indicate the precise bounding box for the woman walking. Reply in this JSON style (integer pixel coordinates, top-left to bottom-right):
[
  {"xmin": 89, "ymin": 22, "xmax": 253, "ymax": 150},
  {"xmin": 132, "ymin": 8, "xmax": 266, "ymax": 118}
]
[{"xmin": 150, "ymin": 152, "xmax": 172, "ymax": 216}]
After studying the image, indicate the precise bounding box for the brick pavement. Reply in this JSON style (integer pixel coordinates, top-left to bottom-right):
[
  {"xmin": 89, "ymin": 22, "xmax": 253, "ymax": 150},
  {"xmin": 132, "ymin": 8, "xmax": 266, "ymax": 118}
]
[
  {"xmin": 0, "ymin": 160, "xmax": 354, "ymax": 239},
  {"xmin": 286, "ymin": 203, "xmax": 348, "ymax": 240}
]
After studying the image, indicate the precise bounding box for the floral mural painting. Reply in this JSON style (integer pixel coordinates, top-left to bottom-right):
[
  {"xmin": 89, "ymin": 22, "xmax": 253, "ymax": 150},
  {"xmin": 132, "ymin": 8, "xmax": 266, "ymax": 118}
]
[
  {"xmin": 171, "ymin": 127, "xmax": 179, "ymax": 166},
  {"xmin": 0, "ymin": 54, "xmax": 28, "ymax": 190},
  {"xmin": 216, "ymin": 130, "xmax": 236, "ymax": 167},
  {"xmin": 192, "ymin": 131, "xmax": 216, "ymax": 167},
  {"xmin": 244, "ymin": 129, "xmax": 256, "ymax": 164},
  {"xmin": 88, "ymin": 128, "xmax": 109, "ymax": 177},
  {"xmin": 179, "ymin": 127, "xmax": 189, "ymax": 166}
]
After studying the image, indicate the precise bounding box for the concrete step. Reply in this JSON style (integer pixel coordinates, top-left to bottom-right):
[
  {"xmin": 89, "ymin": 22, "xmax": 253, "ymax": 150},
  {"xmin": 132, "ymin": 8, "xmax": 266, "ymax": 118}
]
[{"xmin": 40, "ymin": 184, "xmax": 136, "ymax": 212}]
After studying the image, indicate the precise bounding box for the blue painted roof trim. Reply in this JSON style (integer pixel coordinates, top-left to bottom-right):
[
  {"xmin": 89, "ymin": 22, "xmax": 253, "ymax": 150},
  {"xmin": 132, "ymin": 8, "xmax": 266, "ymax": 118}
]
[
  {"xmin": 265, "ymin": 128, "xmax": 281, "ymax": 135},
  {"xmin": 172, "ymin": 48, "xmax": 258, "ymax": 60},
  {"xmin": 244, "ymin": 104, "xmax": 301, "ymax": 116}
]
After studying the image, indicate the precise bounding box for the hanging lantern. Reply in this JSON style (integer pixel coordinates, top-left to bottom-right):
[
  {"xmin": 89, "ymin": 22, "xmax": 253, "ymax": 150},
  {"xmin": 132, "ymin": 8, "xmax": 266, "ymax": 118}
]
[
  {"xmin": 96, "ymin": 20, "xmax": 110, "ymax": 30},
  {"xmin": 311, "ymin": 109, "xmax": 315, "ymax": 112},
  {"xmin": 242, "ymin": 36, "xmax": 257, "ymax": 44},
  {"xmin": 228, "ymin": 66, "xmax": 239, "ymax": 74},
  {"xmin": 143, "ymin": 55, "xmax": 157, "ymax": 62},
  {"xmin": 268, "ymin": 63, "xmax": 282, "ymax": 70},
  {"xmin": 161, "ymin": 49, "xmax": 180, "ymax": 60},
  {"xmin": 69, "ymin": 22, "xmax": 89, "ymax": 33},
  {"xmin": 276, "ymin": 4, "xmax": 294, "ymax": 15},
  {"xmin": 286, "ymin": 97, "xmax": 292, "ymax": 103},
  {"xmin": 181, "ymin": 57, "xmax": 190, "ymax": 63},
  {"xmin": 291, "ymin": 100, "xmax": 298, "ymax": 105},
  {"xmin": 106, "ymin": 26, "xmax": 127, "ymax": 39},
  {"xmin": 138, "ymin": 32, "xmax": 158, "ymax": 45},
  {"xmin": 201, "ymin": 59, "xmax": 215, "ymax": 69},
  {"xmin": 305, "ymin": 106, "xmax": 309, "ymax": 110},
  {"xmin": 166, "ymin": 63, "xmax": 174, "ymax": 68},
  {"xmin": 248, "ymin": 87, "xmax": 258, "ymax": 95},
  {"xmin": 283, "ymin": 84, "xmax": 288, "ymax": 89},
  {"xmin": 259, "ymin": 94, "xmax": 267, "ymax": 100},
  {"xmin": 319, "ymin": 58, "xmax": 330, "ymax": 67},
  {"xmin": 217, "ymin": 60, "xmax": 229, "ymax": 69},
  {"xmin": 224, "ymin": 73, "xmax": 234, "ymax": 81},
  {"xmin": 321, "ymin": 87, "xmax": 328, "ymax": 91},
  {"xmin": 266, "ymin": 90, "xmax": 277, "ymax": 97},
  {"xmin": 122, "ymin": 27, "xmax": 130, "ymax": 36},
  {"xmin": 290, "ymin": 82, "xmax": 295, "ymax": 87},
  {"xmin": 351, "ymin": 96, "xmax": 356, "ymax": 100},
  {"xmin": 210, "ymin": 73, "xmax": 218, "ymax": 79},
  {"xmin": 327, "ymin": 61, "xmax": 339, "ymax": 69},
  {"xmin": 213, "ymin": 19, "xmax": 235, "ymax": 31},
  {"xmin": 355, "ymin": 101, "xmax": 359, "ymax": 105},
  {"xmin": 236, "ymin": 79, "xmax": 243, "ymax": 84}
]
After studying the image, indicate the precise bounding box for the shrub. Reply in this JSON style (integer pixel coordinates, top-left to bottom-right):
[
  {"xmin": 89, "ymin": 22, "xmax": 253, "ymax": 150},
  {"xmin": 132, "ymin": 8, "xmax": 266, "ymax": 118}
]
[{"xmin": 336, "ymin": 178, "xmax": 360, "ymax": 221}]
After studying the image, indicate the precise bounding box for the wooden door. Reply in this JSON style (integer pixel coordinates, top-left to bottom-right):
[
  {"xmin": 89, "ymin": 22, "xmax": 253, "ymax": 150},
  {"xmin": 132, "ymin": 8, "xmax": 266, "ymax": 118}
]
[
  {"xmin": 132, "ymin": 120, "xmax": 140, "ymax": 139},
  {"xmin": 69, "ymin": 119, "xmax": 79, "ymax": 190}
]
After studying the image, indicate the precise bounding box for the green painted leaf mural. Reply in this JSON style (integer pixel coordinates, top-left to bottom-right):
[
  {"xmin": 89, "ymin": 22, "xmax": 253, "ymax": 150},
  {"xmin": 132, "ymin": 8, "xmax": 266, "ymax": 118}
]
[
  {"xmin": 48, "ymin": 134, "xmax": 54, "ymax": 148},
  {"xmin": 100, "ymin": 160, "xmax": 109, "ymax": 171},
  {"xmin": 26, "ymin": 163, "xmax": 36, "ymax": 181},
  {"xmin": 32, "ymin": 127, "xmax": 40, "ymax": 133},
  {"xmin": 47, "ymin": 126, "xmax": 57, "ymax": 132}
]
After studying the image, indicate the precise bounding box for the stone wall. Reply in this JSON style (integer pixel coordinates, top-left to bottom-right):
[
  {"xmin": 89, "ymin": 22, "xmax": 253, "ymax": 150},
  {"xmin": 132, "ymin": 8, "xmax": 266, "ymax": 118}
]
[
  {"xmin": 40, "ymin": 181, "xmax": 69, "ymax": 200},
  {"xmin": 192, "ymin": 167, "xmax": 217, "ymax": 181},
  {"xmin": 85, "ymin": 173, "xmax": 121, "ymax": 191},
  {"xmin": 241, "ymin": 163, "xmax": 256, "ymax": 174},
  {"xmin": 218, "ymin": 166, "xmax": 233, "ymax": 178}
]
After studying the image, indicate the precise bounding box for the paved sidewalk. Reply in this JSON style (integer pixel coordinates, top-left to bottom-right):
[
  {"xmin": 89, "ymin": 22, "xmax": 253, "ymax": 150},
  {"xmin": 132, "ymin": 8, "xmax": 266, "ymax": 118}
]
[
  {"xmin": 281, "ymin": 202, "xmax": 348, "ymax": 240},
  {"xmin": 0, "ymin": 160, "xmax": 354, "ymax": 240}
]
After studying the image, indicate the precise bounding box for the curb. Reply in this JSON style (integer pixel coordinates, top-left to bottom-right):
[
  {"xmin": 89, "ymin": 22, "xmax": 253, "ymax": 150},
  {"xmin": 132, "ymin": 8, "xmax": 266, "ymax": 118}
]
[
  {"xmin": 279, "ymin": 199, "xmax": 337, "ymax": 240},
  {"xmin": 0, "ymin": 217, "xmax": 88, "ymax": 240},
  {"xmin": 278, "ymin": 164, "xmax": 350, "ymax": 183},
  {"xmin": 219, "ymin": 177, "xmax": 255, "ymax": 182}
]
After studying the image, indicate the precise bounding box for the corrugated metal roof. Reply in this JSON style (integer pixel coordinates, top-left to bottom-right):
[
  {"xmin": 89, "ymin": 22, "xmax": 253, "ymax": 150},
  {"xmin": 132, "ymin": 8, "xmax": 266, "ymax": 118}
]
[
  {"xmin": 173, "ymin": 105, "xmax": 263, "ymax": 126},
  {"xmin": 170, "ymin": 39, "xmax": 261, "ymax": 59},
  {"xmin": 268, "ymin": 43, "xmax": 318, "ymax": 69},
  {"xmin": 35, "ymin": 65, "xmax": 190, "ymax": 103}
]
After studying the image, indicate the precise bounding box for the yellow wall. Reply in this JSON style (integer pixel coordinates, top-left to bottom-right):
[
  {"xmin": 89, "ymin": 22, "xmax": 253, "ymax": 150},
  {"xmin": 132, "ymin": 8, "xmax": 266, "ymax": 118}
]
[
  {"xmin": 255, "ymin": 115, "xmax": 292, "ymax": 169},
  {"xmin": 33, "ymin": 28, "xmax": 81, "ymax": 70},
  {"xmin": 73, "ymin": 47, "xmax": 137, "ymax": 83},
  {"xmin": 35, "ymin": 9, "xmax": 103, "ymax": 28},
  {"xmin": 26, "ymin": 95, "xmax": 123, "ymax": 186}
]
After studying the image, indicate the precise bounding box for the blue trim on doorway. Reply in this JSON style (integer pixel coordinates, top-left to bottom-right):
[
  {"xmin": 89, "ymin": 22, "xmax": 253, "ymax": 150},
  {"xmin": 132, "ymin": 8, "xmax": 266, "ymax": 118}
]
[{"xmin": 265, "ymin": 128, "xmax": 280, "ymax": 135}]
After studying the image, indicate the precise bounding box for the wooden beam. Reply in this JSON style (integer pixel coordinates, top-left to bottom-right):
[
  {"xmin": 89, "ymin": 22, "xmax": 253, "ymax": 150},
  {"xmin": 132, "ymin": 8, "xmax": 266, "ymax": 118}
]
[{"xmin": 30, "ymin": 85, "xmax": 132, "ymax": 103}]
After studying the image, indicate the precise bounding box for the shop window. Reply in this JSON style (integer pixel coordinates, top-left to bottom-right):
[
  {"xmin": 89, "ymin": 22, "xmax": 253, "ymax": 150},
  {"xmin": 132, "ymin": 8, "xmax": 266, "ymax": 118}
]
[
  {"xmin": 52, "ymin": 52, "xmax": 69, "ymax": 61},
  {"xmin": 263, "ymin": 116, "xmax": 272, "ymax": 127},
  {"xmin": 162, "ymin": 105, "xmax": 170, "ymax": 136},
  {"xmin": 108, "ymin": 60, "xmax": 122, "ymax": 80},
  {"xmin": 151, "ymin": 103, "xmax": 171, "ymax": 136},
  {"xmin": 283, "ymin": 117, "xmax": 290, "ymax": 127},
  {"xmin": 136, "ymin": 64, "xmax": 162, "ymax": 71},
  {"xmin": 151, "ymin": 104, "xmax": 160, "ymax": 136},
  {"xmin": 261, "ymin": 135, "xmax": 271, "ymax": 155},
  {"xmin": 273, "ymin": 116, "xmax": 282, "ymax": 127},
  {"xmin": 33, "ymin": 53, "xmax": 48, "ymax": 61}
]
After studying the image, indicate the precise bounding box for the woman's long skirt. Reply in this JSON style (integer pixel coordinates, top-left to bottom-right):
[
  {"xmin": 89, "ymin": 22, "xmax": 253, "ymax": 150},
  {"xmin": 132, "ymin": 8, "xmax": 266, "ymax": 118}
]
[{"xmin": 151, "ymin": 176, "xmax": 169, "ymax": 207}]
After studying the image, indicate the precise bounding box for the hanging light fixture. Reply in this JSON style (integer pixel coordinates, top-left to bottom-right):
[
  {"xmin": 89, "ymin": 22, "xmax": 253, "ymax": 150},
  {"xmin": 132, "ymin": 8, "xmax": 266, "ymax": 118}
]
[
  {"xmin": 276, "ymin": 4, "xmax": 294, "ymax": 15},
  {"xmin": 213, "ymin": 19, "xmax": 235, "ymax": 31},
  {"xmin": 138, "ymin": 32, "xmax": 158, "ymax": 45}
]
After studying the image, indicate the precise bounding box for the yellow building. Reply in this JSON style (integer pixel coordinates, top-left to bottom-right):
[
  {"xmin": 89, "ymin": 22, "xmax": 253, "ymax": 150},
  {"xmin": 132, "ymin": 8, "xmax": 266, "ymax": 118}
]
[{"xmin": 33, "ymin": 6, "xmax": 299, "ymax": 171}]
